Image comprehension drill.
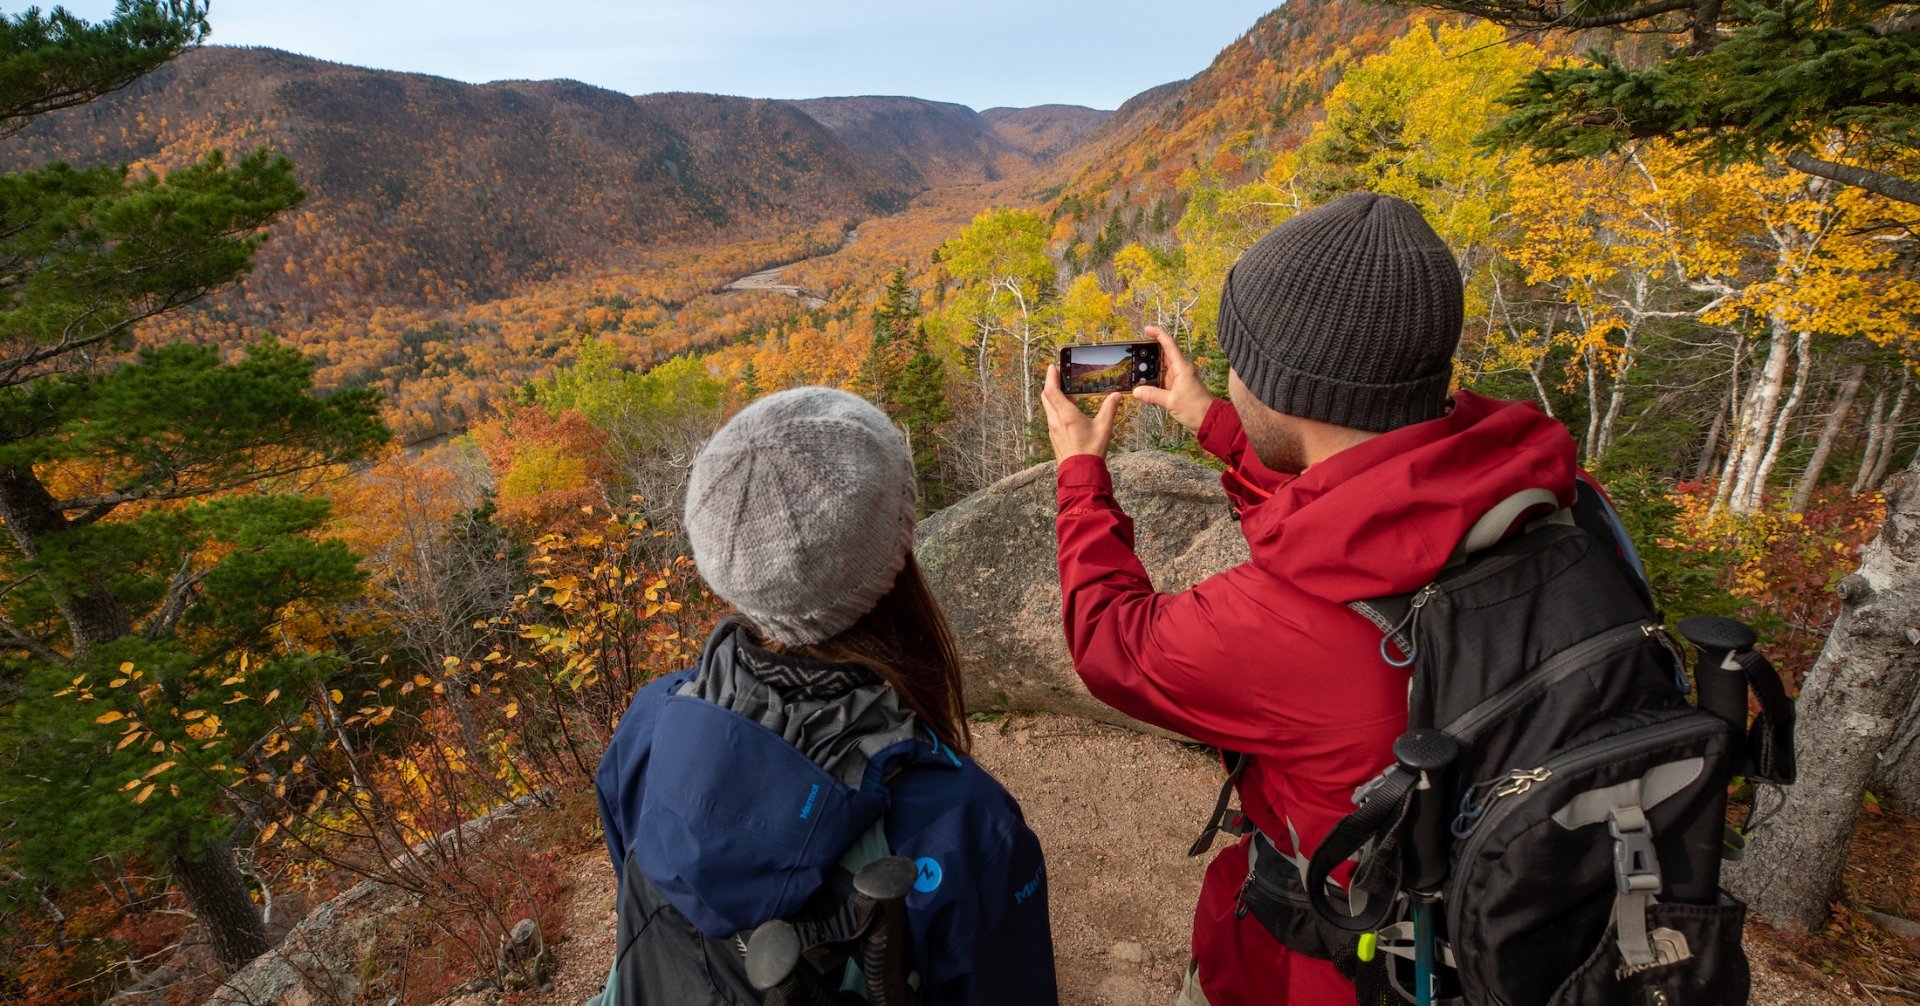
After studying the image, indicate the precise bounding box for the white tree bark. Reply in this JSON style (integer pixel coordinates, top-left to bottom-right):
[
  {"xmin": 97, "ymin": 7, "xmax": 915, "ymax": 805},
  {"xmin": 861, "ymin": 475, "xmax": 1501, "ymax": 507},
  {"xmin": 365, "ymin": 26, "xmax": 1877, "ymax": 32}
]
[
  {"xmin": 1720, "ymin": 317, "xmax": 1795, "ymax": 514},
  {"xmin": 1791, "ymin": 363, "xmax": 1867, "ymax": 512},
  {"xmin": 1728, "ymin": 453, "xmax": 1920, "ymax": 928},
  {"xmin": 1738, "ymin": 329, "xmax": 1813, "ymax": 513},
  {"xmin": 1855, "ymin": 386, "xmax": 1891, "ymax": 495},
  {"xmin": 1868, "ymin": 369, "xmax": 1911, "ymax": 490},
  {"xmin": 1871, "ymin": 690, "xmax": 1920, "ymax": 812}
]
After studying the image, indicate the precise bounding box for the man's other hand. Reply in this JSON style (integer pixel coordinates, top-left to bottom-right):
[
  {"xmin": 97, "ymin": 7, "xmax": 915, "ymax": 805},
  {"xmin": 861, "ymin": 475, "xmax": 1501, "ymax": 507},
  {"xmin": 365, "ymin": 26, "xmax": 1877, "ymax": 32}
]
[
  {"xmin": 1130, "ymin": 326, "xmax": 1214, "ymax": 433},
  {"xmin": 1042, "ymin": 364, "xmax": 1122, "ymax": 461}
]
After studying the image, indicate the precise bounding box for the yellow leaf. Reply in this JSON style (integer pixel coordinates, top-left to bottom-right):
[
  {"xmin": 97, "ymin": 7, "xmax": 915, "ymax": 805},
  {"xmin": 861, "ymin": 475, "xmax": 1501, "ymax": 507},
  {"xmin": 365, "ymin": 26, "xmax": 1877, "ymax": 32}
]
[
  {"xmin": 442, "ymin": 655, "xmax": 461, "ymax": 668},
  {"xmin": 144, "ymin": 761, "xmax": 176, "ymax": 779},
  {"xmin": 221, "ymin": 675, "xmax": 244, "ymax": 686},
  {"xmin": 132, "ymin": 784, "xmax": 155, "ymax": 805},
  {"xmin": 109, "ymin": 678, "xmax": 128, "ymax": 688},
  {"xmin": 503, "ymin": 701, "xmax": 519, "ymax": 720},
  {"xmin": 184, "ymin": 709, "xmax": 206, "ymax": 720},
  {"xmin": 95, "ymin": 710, "xmax": 124, "ymax": 724},
  {"xmin": 261, "ymin": 689, "xmax": 280, "ymax": 705},
  {"xmin": 119, "ymin": 661, "xmax": 134, "ymax": 674},
  {"xmin": 329, "ymin": 689, "xmax": 344, "ymax": 703},
  {"xmin": 115, "ymin": 732, "xmax": 142, "ymax": 751},
  {"xmin": 413, "ymin": 674, "xmax": 432, "ymax": 687},
  {"xmin": 260, "ymin": 821, "xmax": 279, "ymax": 842}
]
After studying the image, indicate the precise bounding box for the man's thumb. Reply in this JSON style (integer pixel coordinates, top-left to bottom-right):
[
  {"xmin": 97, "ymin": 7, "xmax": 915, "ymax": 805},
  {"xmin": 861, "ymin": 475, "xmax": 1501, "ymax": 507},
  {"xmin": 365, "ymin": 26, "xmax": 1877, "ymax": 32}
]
[{"xmin": 1132, "ymin": 384, "xmax": 1171, "ymax": 409}]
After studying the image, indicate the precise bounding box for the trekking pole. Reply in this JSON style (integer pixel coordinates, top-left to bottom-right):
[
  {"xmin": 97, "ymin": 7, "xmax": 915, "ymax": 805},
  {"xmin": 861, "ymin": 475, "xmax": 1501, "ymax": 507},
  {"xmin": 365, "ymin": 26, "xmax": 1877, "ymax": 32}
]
[
  {"xmin": 852, "ymin": 857, "xmax": 918, "ymax": 1006},
  {"xmin": 1678, "ymin": 615, "xmax": 1756, "ymax": 735},
  {"xmin": 745, "ymin": 919, "xmax": 834, "ymax": 1006},
  {"xmin": 1393, "ymin": 730, "xmax": 1460, "ymax": 1006},
  {"xmin": 1676, "ymin": 614, "xmax": 1765, "ymax": 902}
]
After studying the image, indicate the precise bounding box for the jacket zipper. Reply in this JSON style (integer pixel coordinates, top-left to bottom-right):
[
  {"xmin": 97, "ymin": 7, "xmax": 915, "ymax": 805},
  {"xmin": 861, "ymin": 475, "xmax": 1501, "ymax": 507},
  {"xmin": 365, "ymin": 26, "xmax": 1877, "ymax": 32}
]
[{"xmin": 1440, "ymin": 621, "xmax": 1656, "ymax": 742}]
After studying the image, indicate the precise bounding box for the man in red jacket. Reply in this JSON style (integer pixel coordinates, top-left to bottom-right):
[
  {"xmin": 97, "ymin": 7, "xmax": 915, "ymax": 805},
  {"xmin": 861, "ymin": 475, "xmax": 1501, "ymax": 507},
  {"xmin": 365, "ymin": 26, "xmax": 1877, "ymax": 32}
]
[{"xmin": 1039, "ymin": 192, "xmax": 1583, "ymax": 1004}]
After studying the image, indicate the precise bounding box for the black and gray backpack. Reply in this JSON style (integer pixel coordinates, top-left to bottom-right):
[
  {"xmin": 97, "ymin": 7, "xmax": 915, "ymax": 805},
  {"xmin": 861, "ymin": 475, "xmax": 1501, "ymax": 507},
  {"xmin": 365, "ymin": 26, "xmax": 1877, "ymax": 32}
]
[
  {"xmin": 597, "ymin": 824, "xmax": 921, "ymax": 1006},
  {"xmin": 1217, "ymin": 482, "xmax": 1797, "ymax": 1006}
]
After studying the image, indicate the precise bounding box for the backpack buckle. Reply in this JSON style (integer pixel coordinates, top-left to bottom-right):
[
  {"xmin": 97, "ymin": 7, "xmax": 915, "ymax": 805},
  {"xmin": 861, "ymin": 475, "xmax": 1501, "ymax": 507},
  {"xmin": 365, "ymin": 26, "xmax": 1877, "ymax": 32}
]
[{"xmin": 1607, "ymin": 806, "xmax": 1663, "ymax": 895}]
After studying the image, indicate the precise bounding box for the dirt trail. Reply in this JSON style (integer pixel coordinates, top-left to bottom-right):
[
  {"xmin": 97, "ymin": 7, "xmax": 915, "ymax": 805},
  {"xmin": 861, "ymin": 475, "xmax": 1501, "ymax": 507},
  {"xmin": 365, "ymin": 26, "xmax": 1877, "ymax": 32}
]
[{"xmin": 518, "ymin": 713, "xmax": 1858, "ymax": 1006}]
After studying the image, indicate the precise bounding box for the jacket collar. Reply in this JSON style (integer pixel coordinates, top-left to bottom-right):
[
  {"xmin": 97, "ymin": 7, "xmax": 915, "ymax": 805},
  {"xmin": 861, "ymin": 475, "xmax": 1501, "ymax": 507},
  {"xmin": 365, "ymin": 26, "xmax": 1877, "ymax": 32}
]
[{"xmin": 1235, "ymin": 391, "xmax": 1580, "ymax": 602}]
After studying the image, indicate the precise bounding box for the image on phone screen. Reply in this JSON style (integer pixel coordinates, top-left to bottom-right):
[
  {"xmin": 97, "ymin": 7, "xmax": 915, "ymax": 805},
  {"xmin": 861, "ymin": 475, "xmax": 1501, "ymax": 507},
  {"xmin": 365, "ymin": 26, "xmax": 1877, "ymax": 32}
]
[{"xmin": 1059, "ymin": 341, "xmax": 1163, "ymax": 396}]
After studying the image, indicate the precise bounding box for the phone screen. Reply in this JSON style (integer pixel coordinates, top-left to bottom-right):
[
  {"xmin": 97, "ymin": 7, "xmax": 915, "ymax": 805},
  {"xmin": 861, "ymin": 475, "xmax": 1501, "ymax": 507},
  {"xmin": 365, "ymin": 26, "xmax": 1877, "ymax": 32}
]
[{"xmin": 1058, "ymin": 341, "xmax": 1164, "ymax": 396}]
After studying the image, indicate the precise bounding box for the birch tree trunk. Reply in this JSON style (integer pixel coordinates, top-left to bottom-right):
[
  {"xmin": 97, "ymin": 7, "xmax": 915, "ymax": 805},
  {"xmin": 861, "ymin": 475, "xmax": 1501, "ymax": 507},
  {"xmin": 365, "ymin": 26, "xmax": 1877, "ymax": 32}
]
[
  {"xmin": 1722, "ymin": 318, "xmax": 1795, "ymax": 514},
  {"xmin": 1791, "ymin": 363, "xmax": 1866, "ymax": 512},
  {"xmin": 1855, "ymin": 386, "xmax": 1890, "ymax": 494},
  {"xmin": 1728, "ymin": 452, "xmax": 1920, "ymax": 928},
  {"xmin": 1871, "ymin": 692, "xmax": 1920, "ymax": 812},
  {"xmin": 1867, "ymin": 369, "xmax": 1911, "ymax": 490},
  {"xmin": 1739, "ymin": 330, "xmax": 1813, "ymax": 513},
  {"xmin": 1695, "ymin": 402, "xmax": 1727, "ymax": 483},
  {"xmin": 1594, "ymin": 324, "xmax": 1641, "ymax": 461}
]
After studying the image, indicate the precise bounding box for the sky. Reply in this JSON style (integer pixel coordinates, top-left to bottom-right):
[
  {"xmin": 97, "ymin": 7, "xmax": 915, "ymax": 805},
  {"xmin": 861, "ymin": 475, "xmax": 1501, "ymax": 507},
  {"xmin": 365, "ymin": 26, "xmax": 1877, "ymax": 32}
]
[{"xmin": 52, "ymin": 1, "xmax": 1282, "ymax": 111}]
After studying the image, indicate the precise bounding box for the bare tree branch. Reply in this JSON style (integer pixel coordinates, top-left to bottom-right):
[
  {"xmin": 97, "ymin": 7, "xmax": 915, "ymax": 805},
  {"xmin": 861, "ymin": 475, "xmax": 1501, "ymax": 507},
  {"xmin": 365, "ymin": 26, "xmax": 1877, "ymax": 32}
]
[{"xmin": 1785, "ymin": 150, "xmax": 1920, "ymax": 207}]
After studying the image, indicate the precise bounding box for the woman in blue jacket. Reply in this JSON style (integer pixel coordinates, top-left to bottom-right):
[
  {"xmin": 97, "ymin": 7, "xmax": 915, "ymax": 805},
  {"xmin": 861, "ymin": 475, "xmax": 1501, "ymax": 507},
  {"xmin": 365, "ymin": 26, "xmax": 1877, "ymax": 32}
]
[{"xmin": 594, "ymin": 387, "xmax": 1057, "ymax": 1005}]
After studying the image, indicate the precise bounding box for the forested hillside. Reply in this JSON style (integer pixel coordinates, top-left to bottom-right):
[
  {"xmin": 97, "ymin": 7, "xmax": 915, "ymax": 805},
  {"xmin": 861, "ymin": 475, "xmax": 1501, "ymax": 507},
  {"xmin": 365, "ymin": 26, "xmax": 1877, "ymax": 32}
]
[
  {"xmin": 3, "ymin": 46, "xmax": 915, "ymax": 312},
  {"xmin": 4, "ymin": 0, "xmax": 1919, "ymax": 1002}
]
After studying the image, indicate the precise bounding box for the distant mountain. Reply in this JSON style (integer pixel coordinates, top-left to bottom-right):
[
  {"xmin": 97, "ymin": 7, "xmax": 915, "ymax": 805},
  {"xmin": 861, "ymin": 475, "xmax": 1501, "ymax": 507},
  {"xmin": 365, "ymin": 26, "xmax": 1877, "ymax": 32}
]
[
  {"xmin": 978, "ymin": 104, "xmax": 1111, "ymax": 162},
  {"xmin": 789, "ymin": 96, "xmax": 1033, "ymax": 188},
  {"xmin": 3, "ymin": 47, "xmax": 919, "ymax": 321}
]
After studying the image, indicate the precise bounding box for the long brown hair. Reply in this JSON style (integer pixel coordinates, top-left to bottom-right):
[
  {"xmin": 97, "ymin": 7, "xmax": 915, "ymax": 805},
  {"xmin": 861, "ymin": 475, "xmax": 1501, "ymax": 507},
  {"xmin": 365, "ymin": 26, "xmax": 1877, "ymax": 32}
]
[{"xmin": 755, "ymin": 554, "xmax": 972, "ymax": 755}]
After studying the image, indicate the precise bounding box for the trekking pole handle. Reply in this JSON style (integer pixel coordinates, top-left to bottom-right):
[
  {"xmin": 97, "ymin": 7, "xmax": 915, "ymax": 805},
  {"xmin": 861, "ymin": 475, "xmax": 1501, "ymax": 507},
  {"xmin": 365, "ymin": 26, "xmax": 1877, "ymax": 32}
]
[
  {"xmin": 853, "ymin": 857, "xmax": 918, "ymax": 1006},
  {"xmin": 1677, "ymin": 615, "xmax": 1756, "ymax": 735},
  {"xmin": 744, "ymin": 920, "xmax": 835, "ymax": 1006},
  {"xmin": 1395, "ymin": 729, "xmax": 1460, "ymax": 895}
]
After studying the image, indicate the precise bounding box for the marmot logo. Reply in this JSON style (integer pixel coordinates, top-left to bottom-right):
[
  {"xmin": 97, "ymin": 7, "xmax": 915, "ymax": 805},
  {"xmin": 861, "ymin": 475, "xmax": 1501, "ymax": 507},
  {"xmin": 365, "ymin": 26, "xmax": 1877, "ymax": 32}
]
[{"xmin": 913, "ymin": 857, "xmax": 942, "ymax": 893}]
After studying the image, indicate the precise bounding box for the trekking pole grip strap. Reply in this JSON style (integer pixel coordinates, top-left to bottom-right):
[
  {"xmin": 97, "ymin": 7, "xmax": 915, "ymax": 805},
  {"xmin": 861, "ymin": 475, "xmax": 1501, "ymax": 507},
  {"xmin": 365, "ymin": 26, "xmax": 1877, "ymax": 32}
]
[
  {"xmin": 1306, "ymin": 765, "xmax": 1417, "ymax": 932},
  {"xmin": 1736, "ymin": 649, "xmax": 1797, "ymax": 784}
]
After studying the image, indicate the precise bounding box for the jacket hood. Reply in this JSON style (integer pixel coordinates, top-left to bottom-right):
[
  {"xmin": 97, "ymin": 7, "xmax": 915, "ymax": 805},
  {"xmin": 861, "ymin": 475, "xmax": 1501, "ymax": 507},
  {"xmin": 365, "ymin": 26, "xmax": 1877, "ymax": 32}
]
[
  {"xmin": 626, "ymin": 622, "xmax": 952, "ymax": 938},
  {"xmin": 1239, "ymin": 390, "xmax": 1580, "ymax": 601}
]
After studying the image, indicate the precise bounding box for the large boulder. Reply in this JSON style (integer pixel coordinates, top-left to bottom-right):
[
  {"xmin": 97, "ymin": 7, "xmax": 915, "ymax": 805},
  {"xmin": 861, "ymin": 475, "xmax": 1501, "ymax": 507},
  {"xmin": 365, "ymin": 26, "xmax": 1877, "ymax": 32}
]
[{"xmin": 916, "ymin": 451, "xmax": 1249, "ymax": 738}]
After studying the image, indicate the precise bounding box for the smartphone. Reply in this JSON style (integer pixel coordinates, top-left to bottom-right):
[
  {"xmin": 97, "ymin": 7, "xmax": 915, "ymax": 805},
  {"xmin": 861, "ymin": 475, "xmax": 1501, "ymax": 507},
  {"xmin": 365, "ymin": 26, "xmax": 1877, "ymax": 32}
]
[{"xmin": 1057, "ymin": 340, "xmax": 1164, "ymax": 397}]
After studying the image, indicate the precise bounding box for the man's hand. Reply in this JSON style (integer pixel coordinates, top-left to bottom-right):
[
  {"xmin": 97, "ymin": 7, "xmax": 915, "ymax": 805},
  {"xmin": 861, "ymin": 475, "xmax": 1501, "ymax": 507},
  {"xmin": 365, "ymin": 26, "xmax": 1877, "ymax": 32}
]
[
  {"xmin": 1041, "ymin": 364, "xmax": 1122, "ymax": 461},
  {"xmin": 1131, "ymin": 326, "xmax": 1214, "ymax": 433}
]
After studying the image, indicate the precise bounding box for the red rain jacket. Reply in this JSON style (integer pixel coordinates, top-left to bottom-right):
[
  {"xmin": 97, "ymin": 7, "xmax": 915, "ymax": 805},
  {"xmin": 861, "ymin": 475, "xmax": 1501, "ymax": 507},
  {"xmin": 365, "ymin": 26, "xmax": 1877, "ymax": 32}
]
[{"xmin": 1054, "ymin": 391, "xmax": 1580, "ymax": 1005}]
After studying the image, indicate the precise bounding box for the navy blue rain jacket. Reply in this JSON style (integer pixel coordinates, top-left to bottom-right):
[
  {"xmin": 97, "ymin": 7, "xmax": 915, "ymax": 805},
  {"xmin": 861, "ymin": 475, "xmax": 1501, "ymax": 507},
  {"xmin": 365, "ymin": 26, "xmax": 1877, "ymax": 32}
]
[{"xmin": 596, "ymin": 667, "xmax": 1058, "ymax": 1005}]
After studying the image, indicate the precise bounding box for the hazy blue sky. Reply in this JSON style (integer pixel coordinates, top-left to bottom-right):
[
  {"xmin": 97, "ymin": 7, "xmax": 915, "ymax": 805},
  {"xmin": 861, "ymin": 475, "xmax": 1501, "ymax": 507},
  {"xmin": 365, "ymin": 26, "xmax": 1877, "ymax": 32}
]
[{"xmin": 52, "ymin": 1, "xmax": 1281, "ymax": 110}]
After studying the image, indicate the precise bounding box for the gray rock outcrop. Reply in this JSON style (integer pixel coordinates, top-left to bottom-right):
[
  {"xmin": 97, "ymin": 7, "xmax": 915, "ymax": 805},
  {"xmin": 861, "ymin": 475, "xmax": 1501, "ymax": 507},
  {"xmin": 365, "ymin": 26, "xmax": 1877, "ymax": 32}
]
[{"xmin": 916, "ymin": 452, "xmax": 1250, "ymax": 738}]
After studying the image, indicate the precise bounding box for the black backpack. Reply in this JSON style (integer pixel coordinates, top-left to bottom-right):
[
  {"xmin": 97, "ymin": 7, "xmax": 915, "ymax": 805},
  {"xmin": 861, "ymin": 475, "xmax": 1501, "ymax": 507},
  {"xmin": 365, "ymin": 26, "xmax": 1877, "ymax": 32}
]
[
  {"xmin": 1214, "ymin": 483, "xmax": 1797, "ymax": 1006},
  {"xmin": 598, "ymin": 825, "xmax": 921, "ymax": 1006}
]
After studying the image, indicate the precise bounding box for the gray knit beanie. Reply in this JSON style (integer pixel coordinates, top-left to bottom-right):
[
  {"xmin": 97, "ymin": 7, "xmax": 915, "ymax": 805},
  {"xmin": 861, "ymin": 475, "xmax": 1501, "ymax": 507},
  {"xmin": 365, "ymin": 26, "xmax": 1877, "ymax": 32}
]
[
  {"xmin": 683, "ymin": 387, "xmax": 917, "ymax": 646},
  {"xmin": 1216, "ymin": 191, "xmax": 1463, "ymax": 432}
]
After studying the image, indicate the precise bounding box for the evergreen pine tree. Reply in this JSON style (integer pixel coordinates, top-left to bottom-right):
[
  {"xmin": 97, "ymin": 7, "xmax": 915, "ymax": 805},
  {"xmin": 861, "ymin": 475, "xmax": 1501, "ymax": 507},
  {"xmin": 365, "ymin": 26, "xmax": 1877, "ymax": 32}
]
[
  {"xmin": 850, "ymin": 268, "xmax": 951, "ymax": 506},
  {"xmin": 893, "ymin": 323, "xmax": 954, "ymax": 511},
  {"xmin": 0, "ymin": 1, "xmax": 386, "ymax": 971},
  {"xmin": 855, "ymin": 265, "xmax": 916, "ymax": 407},
  {"xmin": 1413, "ymin": 0, "xmax": 1920, "ymax": 205}
]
